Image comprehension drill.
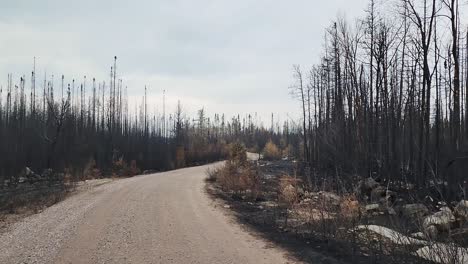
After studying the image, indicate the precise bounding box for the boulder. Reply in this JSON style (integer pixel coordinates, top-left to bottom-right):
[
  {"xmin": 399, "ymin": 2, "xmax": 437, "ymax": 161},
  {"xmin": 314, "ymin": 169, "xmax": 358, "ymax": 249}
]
[
  {"xmin": 24, "ymin": 167, "xmax": 35, "ymax": 177},
  {"xmin": 318, "ymin": 191, "xmax": 341, "ymax": 206},
  {"xmin": 423, "ymin": 207, "xmax": 456, "ymax": 238},
  {"xmin": 400, "ymin": 203, "xmax": 429, "ymax": 219},
  {"xmin": 454, "ymin": 200, "xmax": 468, "ymax": 222},
  {"xmin": 357, "ymin": 177, "xmax": 379, "ymax": 197},
  {"xmin": 387, "ymin": 207, "xmax": 397, "ymax": 215},
  {"xmin": 365, "ymin": 203, "xmax": 380, "ymax": 213},
  {"xmin": 411, "ymin": 232, "xmax": 426, "ymax": 239},
  {"xmin": 17, "ymin": 167, "xmax": 41, "ymax": 183},
  {"xmin": 296, "ymin": 187, "xmax": 305, "ymax": 197},
  {"xmin": 424, "ymin": 225, "xmax": 439, "ymax": 239},
  {"xmin": 18, "ymin": 176, "xmax": 27, "ymax": 184},
  {"xmin": 41, "ymin": 169, "xmax": 54, "ymax": 179},
  {"xmin": 385, "ymin": 190, "xmax": 397, "ymax": 205},
  {"xmin": 451, "ymin": 227, "xmax": 468, "ymax": 242},
  {"xmin": 370, "ymin": 186, "xmax": 386, "ymax": 203}
]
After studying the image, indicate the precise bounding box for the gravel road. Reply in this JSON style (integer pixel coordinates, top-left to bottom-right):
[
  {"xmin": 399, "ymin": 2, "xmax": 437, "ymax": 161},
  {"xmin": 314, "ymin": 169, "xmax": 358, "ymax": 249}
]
[{"xmin": 0, "ymin": 163, "xmax": 297, "ymax": 264}]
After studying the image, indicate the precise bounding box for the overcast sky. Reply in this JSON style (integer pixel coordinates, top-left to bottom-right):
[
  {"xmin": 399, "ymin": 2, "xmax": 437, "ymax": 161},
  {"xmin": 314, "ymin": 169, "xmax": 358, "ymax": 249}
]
[{"xmin": 0, "ymin": 0, "xmax": 370, "ymax": 123}]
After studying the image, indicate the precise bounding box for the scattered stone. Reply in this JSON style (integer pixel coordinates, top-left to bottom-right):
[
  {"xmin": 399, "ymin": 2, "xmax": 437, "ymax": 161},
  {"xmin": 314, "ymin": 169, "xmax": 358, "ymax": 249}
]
[
  {"xmin": 416, "ymin": 243, "xmax": 468, "ymax": 264},
  {"xmin": 387, "ymin": 207, "xmax": 396, "ymax": 215},
  {"xmin": 385, "ymin": 190, "xmax": 397, "ymax": 205},
  {"xmin": 18, "ymin": 177, "xmax": 27, "ymax": 184},
  {"xmin": 365, "ymin": 204, "xmax": 380, "ymax": 213},
  {"xmin": 318, "ymin": 191, "xmax": 341, "ymax": 206},
  {"xmin": 358, "ymin": 177, "xmax": 379, "ymax": 197},
  {"xmin": 423, "ymin": 207, "xmax": 456, "ymax": 239},
  {"xmin": 424, "ymin": 225, "xmax": 439, "ymax": 239},
  {"xmin": 451, "ymin": 227, "xmax": 468, "ymax": 242},
  {"xmin": 423, "ymin": 207, "xmax": 455, "ymax": 231},
  {"xmin": 296, "ymin": 187, "xmax": 305, "ymax": 197},
  {"xmin": 454, "ymin": 200, "xmax": 468, "ymax": 222},
  {"xmin": 411, "ymin": 232, "xmax": 426, "ymax": 239},
  {"xmin": 400, "ymin": 203, "xmax": 429, "ymax": 219},
  {"xmin": 370, "ymin": 186, "xmax": 386, "ymax": 203},
  {"xmin": 356, "ymin": 225, "xmax": 427, "ymax": 246},
  {"xmin": 142, "ymin": 170, "xmax": 158, "ymax": 175},
  {"xmin": 41, "ymin": 169, "xmax": 54, "ymax": 179}
]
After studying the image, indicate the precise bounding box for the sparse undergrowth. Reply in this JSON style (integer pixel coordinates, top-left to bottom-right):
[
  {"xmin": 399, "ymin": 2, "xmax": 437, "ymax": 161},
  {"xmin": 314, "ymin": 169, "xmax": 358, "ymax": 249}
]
[{"xmin": 207, "ymin": 157, "xmax": 468, "ymax": 264}]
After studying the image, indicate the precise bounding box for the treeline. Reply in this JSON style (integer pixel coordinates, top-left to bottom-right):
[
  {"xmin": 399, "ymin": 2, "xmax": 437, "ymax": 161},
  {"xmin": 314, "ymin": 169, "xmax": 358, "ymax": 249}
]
[
  {"xmin": 0, "ymin": 57, "xmax": 281, "ymax": 183},
  {"xmin": 291, "ymin": 0, "xmax": 468, "ymax": 198}
]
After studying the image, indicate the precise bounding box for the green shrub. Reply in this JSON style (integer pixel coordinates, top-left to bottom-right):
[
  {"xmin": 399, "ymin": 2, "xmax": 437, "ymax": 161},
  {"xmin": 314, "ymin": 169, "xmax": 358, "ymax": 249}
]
[{"xmin": 228, "ymin": 142, "xmax": 247, "ymax": 165}]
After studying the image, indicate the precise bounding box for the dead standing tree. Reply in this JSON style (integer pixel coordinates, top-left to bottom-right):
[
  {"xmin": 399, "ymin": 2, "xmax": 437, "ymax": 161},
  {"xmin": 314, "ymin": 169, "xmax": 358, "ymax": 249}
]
[
  {"xmin": 291, "ymin": 65, "xmax": 310, "ymax": 165},
  {"xmin": 404, "ymin": 0, "xmax": 437, "ymax": 182}
]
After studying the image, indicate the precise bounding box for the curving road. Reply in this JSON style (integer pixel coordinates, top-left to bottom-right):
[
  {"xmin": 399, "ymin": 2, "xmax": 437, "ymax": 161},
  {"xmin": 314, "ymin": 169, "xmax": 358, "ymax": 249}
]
[{"xmin": 0, "ymin": 163, "xmax": 296, "ymax": 264}]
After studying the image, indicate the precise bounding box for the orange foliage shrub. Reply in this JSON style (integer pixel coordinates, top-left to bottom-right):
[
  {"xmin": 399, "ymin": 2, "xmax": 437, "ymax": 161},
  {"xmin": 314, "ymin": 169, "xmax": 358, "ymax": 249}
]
[{"xmin": 263, "ymin": 140, "xmax": 282, "ymax": 160}]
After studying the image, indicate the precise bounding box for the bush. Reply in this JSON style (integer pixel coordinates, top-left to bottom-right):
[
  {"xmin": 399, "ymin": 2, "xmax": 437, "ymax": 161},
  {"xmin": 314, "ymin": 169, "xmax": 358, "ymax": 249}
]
[
  {"xmin": 112, "ymin": 158, "xmax": 140, "ymax": 177},
  {"xmin": 205, "ymin": 166, "xmax": 220, "ymax": 182},
  {"xmin": 228, "ymin": 142, "xmax": 247, "ymax": 165},
  {"xmin": 278, "ymin": 174, "xmax": 301, "ymax": 206},
  {"xmin": 213, "ymin": 161, "xmax": 260, "ymax": 199},
  {"xmin": 263, "ymin": 140, "xmax": 282, "ymax": 160},
  {"xmin": 83, "ymin": 159, "xmax": 102, "ymax": 180}
]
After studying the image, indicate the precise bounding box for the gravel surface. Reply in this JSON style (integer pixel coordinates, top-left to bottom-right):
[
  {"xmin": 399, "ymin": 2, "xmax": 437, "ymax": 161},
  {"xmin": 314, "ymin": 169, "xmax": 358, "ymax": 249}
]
[{"xmin": 0, "ymin": 163, "xmax": 298, "ymax": 264}]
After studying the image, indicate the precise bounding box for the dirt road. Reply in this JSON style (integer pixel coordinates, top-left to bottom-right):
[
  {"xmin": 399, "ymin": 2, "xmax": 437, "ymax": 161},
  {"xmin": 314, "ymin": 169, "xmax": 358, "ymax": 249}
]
[{"xmin": 0, "ymin": 163, "xmax": 296, "ymax": 264}]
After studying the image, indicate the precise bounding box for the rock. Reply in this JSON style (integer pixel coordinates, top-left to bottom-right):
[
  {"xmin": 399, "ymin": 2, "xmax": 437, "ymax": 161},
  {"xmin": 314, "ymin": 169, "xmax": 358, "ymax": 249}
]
[
  {"xmin": 358, "ymin": 177, "xmax": 379, "ymax": 197},
  {"xmin": 303, "ymin": 191, "xmax": 314, "ymax": 199},
  {"xmin": 318, "ymin": 191, "xmax": 341, "ymax": 206},
  {"xmin": 452, "ymin": 227, "xmax": 468, "ymax": 241},
  {"xmin": 370, "ymin": 186, "xmax": 386, "ymax": 203},
  {"xmin": 143, "ymin": 169, "xmax": 160, "ymax": 175},
  {"xmin": 24, "ymin": 167, "xmax": 35, "ymax": 177},
  {"xmin": 365, "ymin": 203, "xmax": 380, "ymax": 213},
  {"xmin": 356, "ymin": 225, "xmax": 428, "ymax": 246},
  {"xmin": 411, "ymin": 232, "xmax": 426, "ymax": 239},
  {"xmin": 387, "ymin": 207, "xmax": 397, "ymax": 215},
  {"xmin": 41, "ymin": 169, "xmax": 54, "ymax": 179},
  {"xmin": 424, "ymin": 225, "xmax": 439, "ymax": 239},
  {"xmin": 454, "ymin": 200, "xmax": 468, "ymax": 222},
  {"xmin": 296, "ymin": 187, "xmax": 305, "ymax": 197},
  {"xmin": 416, "ymin": 243, "xmax": 468, "ymax": 264},
  {"xmin": 400, "ymin": 203, "xmax": 429, "ymax": 219},
  {"xmin": 18, "ymin": 176, "xmax": 27, "ymax": 184},
  {"xmin": 385, "ymin": 190, "xmax": 397, "ymax": 205},
  {"xmin": 423, "ymin": 208, "xmax": 456, "ymax": 238}
]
